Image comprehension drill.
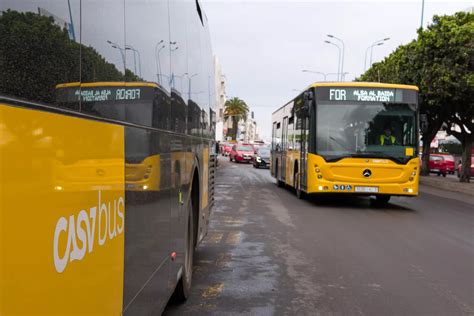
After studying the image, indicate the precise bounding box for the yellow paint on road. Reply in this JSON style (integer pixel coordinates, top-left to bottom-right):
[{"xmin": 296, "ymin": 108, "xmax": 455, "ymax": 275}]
[
  {"xmin": 226, "ymin": 231, "xmax": 242, "ymax": 245},
  {"xmin": 202, "ymin": 283, "xmax": 224, "ymax": 299}
]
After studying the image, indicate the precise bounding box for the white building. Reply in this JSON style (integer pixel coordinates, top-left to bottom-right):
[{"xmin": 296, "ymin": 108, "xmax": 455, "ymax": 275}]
[{"xmin": 214, "ymin": 56, "xmax": 226, "ymax": 141}]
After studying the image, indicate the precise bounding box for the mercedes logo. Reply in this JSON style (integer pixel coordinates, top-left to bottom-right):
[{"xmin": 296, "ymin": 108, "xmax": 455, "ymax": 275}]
[{"xmin": 362, "ymin": 169, "xmax": 372, "ymax": 178}]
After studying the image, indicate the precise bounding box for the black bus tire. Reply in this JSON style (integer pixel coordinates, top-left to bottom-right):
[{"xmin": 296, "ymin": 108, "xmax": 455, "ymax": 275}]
[
  {"xmin": 171, "ymin": 198, "xmax": 194, "ymax": 303},
  {"xmin": 373, "ymin": 195, "xmax": 391, "ymax": 206}
]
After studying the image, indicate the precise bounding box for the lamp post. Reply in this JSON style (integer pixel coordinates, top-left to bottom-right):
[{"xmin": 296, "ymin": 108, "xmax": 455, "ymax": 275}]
[
  {"xmin": 125, "ymin": 45, "xmax": 141, "ymax": 77},
  {"xmin": 420, "ymin": 0, "xmax": 425, "ymax": 29},
  {"xmin": 327, "ymin": 35, "xmax": 345, "ymax": 81},
  {"xmin": 155, "ymin": 40, "xmax": 165, "ymax": 84},
  {"xmin": 364, "ymin": 38, "xmax": 390, "ymax": 71},
  {"xmin": 107, "ymin": 40, "xmax": 126, "ymax": 73},
  {"xmin": 302, "ymin": 70, "xmax": 327, "ymax": 81},
  {"xmin": 324, "ymin": 40, "xmax": 342, "ymax": 81},
  {"xmin": 185, "ymin": 72, "xmax": 198, "ymax": 101}
]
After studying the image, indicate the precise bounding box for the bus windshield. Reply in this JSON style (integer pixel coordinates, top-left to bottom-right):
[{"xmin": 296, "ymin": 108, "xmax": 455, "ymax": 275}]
[{"xmin": 316, "ymin": 102, "xmax": 417, "ymax": 163}]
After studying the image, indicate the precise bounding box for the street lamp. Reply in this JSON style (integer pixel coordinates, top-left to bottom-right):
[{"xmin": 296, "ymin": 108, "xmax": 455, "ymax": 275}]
[
  {"xmin": 302, "ymin": 69, "xmax": 327, "ymax": 81},
  {"xmin": 364, "ymin": 38, "xmax": 390, "ymax": 71},
  {"xmin": 420, "ymin": 0, "xmax": 425, "ymax": 29},
  {"xmin": 125, "ymin": 45, "xmax": 141, "ymax": 77},
  {"xmin": 327, "ymin": 34, "xmax": 345, "ymax": 82},
  {"xmin": 324, "ymin": 40, "xmax": 342, "ymax": 81},
  {"xmin": 184, "ymin": 72, "xmax": 198, "ymax": 100},
  {"xmin": 155, "ymin": 40, "xmax": 165, "ymax": 84},
  {"xmin": 107, "ymin": 40, "xmax": 126, "ymax": 73}
]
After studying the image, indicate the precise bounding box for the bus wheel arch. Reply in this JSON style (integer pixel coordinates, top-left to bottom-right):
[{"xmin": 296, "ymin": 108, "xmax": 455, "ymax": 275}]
[{"xmin": 171, "ymin": 166, "xmax": 199, "ymax": 303}]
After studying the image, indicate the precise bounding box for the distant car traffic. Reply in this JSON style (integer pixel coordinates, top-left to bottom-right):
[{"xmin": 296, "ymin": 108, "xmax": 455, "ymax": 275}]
[
  {"xmin": 230, "ymin": 144, "xmax": 254, "ymax": 163},
  {"xmin": 253, "ymin": 147, "xmax": 270, "ymax": 168},
  {"xmin": 429, "ymin": 154, "xmax": 448, "ymax": 177},
  {"xmin": 457, "ymin": 157, "xmax": 474, "ymax": 178}
]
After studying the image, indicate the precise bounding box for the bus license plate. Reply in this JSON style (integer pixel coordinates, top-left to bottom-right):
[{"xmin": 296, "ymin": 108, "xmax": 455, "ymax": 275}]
[{"xmin": 355, "ymin": 186, "xmax": 379, "ymax": 193}]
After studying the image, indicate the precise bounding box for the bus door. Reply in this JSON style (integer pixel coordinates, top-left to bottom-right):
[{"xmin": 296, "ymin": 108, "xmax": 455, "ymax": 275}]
[
  {"xmin": 281, "ymin": 116, "xmax": 288, "ymax": 182},
  {"xmin": 300, "ymin": 117, "xmax": 309, "ymax": 190}
]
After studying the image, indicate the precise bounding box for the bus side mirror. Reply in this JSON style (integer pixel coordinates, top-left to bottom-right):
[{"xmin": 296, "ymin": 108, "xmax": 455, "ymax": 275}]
[
  {"xmin": 420, "ymin": 114, "xmax": 428, "ymax": 133},
  {"xmin": 297, "ymin": 90, "xmax": 313, "ymax": 117}
]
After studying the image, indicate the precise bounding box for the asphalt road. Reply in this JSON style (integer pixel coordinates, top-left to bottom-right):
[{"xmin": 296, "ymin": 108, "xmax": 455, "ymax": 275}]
[{"xmin": 165, "ymin": 156, "xmax": 474, "ymax": 315}]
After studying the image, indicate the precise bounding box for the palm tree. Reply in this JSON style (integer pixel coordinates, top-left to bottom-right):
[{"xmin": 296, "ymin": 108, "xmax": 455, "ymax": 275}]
[{"xmin": 224, "ymin": 97, "xmax": 249, "ymax": 141}]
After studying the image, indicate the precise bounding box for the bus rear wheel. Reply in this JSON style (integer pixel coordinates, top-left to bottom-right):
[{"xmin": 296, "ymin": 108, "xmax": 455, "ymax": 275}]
[
  {"xmin": 294, "ymin": 173, "xmax": 304, "ymax": 199},
  {"xmin": 171, "ymin": 197, "xmax": 195, "ymax": 302}
]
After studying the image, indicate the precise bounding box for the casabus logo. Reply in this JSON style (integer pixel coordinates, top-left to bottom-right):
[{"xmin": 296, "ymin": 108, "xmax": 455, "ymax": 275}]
[{"xmin": 53, "ymin": 191, "xmax": 124, "ymax": 273}]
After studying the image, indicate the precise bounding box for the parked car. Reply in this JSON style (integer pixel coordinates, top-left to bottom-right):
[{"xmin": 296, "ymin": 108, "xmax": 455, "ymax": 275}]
[
  {"xmin": 230, "ymin": 144, "xmax": 254, "ymax": 163},
  {"xmin": 221, "ymin": 143, "xmax": 232, "ymax": 156},
  {"xmin": 438, "ymin": 154, "xmax": 455, "ymax": 174},
  {"xmin": 457, "ymin": 157, "xmax": 474, "ymax": 178},
  {"xmin": 252, "ymin": 147, "xmax": 271, "ymax": 168},
  {"xmin": 429, "ymin": 154, "xmax": 447, "ymax": 177}
]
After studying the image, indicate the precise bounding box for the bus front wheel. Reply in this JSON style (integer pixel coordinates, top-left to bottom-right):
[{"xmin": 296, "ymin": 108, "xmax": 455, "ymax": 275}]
[{"xmin": 374, "ymin": 195, "xmax": 391, "ymax": 206}]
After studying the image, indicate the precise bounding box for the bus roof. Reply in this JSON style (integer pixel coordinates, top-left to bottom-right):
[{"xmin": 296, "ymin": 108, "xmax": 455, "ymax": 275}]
[
  {"xmin": 55, "ymin": 81, "xmax": 160, "ymax": 89},
  {"xmin": 308, "ymin": 81, "xmax": 419, "ymax": 91}
]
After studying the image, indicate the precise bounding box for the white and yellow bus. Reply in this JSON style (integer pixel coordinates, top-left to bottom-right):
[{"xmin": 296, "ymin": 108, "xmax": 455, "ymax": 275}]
[
  {"xmin": 0, "ymin": 1, "xmax": 216, "ymax": 314},
  {"xmin": 271, "ymin": 82, "xmax": 420, "ymax": 204}
]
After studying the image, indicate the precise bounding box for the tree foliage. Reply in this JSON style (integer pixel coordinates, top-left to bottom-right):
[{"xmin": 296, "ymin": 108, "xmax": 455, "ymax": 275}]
[
  {"xmin": 0, "ymin": 10, "xmax": 140, "ymax": 105},
  {"xmin": 358, "ymin": 11, "xmax": 473, "ymax": 181},
  {"xmin": 224, "ymin": 97, "xmax": 249, "ymax": 140}
]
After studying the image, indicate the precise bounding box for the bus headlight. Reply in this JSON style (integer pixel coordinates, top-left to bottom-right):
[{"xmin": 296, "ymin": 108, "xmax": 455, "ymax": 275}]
[{"xmin": 256, "ymin": 157, "xmax": 262, "ymax": 162}]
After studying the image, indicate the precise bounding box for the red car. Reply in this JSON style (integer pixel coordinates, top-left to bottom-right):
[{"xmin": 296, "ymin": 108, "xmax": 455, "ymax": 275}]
[
  {"xmin": 457, "ymin": 157, "xmax": 474, "ymax": 178},
  {"xmin": 429, "ymin": 154, "xmax": 448, "ymax": 177},
  {"xmin": 221, "ymin": 143, "xmax": 233, "ymax": 156},
  {"xmin": 438, "ymin": 154, "xmax": 455, "ymax": 174},
  {"xmin": 229, "ymin": 144, "xmax": 254, "ymax": 163}
]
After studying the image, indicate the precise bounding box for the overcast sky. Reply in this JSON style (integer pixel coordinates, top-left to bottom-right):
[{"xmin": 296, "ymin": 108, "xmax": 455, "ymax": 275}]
[{"xmin": 202, "ymin": 0, "xmax": 472, "ymax": 141}]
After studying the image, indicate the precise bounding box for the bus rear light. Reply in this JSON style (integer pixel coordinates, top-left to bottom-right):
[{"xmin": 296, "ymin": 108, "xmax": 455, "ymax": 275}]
[
  {"xmin": 315, "ymin": 168, "xmax": 321, "ymax": 173},
  {"xmin": 409, "ymin": 177, "xmax": 414, "ymax": 181},
  {"xmin": 324, "ymin": 186, "xmax": 328, "ymax": 190},
  {"xmin": 317, "ymin": 175, "xmax": 322, "ymax": 179},
  {"xmin": 411, "ymin": 171, "xmax": 416, "ymax": 176}
]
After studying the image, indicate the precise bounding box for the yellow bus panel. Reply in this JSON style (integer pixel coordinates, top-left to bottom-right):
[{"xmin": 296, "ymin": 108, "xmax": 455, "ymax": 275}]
[{"xmin": 0, "ymin": 105, "xmax": 125, "ymax": 315}]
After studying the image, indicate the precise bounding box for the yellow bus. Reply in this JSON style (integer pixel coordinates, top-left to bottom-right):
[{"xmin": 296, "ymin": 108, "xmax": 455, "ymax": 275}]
[
  {"xmin": 0, "ymin": 1, "xmax": 216, "ymax": 314},
  {"xmin": 271, "ymin": 82, "xmax": 420, "ymax": 204}
]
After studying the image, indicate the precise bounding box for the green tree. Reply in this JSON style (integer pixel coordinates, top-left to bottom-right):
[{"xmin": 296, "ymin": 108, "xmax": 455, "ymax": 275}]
[
  {"xmin": 0, "ymin": 10, "xmax": 141, "ymax": 105},
  {"xmin": 359, "ymin": 11, "xmax": 473, "ymax": 181},
  {"xmin": 224, "ymin": 97, "xmax": 249, "ymax": 141}
]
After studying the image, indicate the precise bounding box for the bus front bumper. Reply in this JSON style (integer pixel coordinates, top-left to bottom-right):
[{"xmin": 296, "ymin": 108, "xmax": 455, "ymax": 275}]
[{"xmin": 307, "ymin": 180, "xmax": 418, "ymax": 197}]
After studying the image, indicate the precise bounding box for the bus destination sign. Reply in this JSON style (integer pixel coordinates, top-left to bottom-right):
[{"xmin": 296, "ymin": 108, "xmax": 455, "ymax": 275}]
[
  {"xmin": 57, "ymin": 86, "xmax": 153, "ymax": 103},
  {"xmin": 77, "ymin": 87, "xmax": 142, "ymax": 102},
  {"xmin": 316, "ymin": 87, "xmax": 412, "ymax": 103}
]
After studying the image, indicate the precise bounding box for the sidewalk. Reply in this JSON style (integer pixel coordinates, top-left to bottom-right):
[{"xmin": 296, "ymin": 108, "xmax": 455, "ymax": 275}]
[{"xmin": 419, "ymin": 175, "xmax": 474, "ymax": 196}]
